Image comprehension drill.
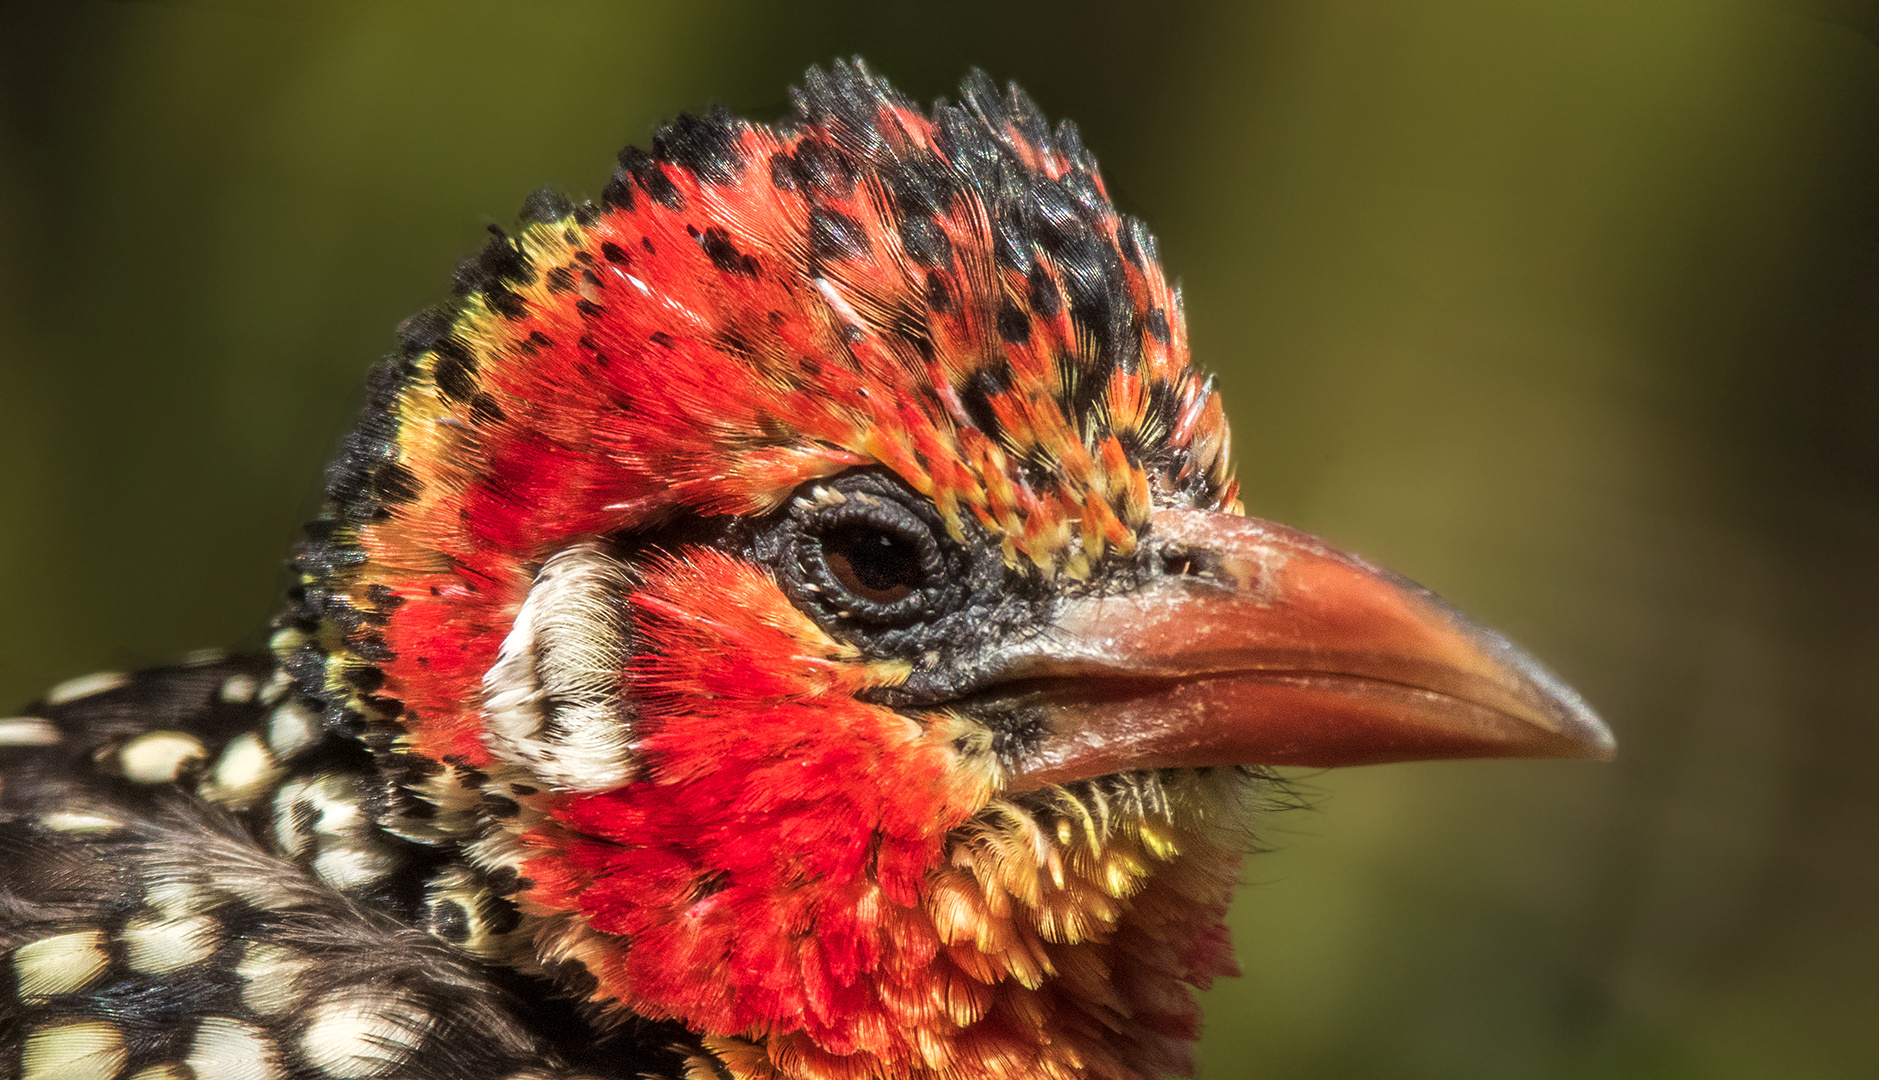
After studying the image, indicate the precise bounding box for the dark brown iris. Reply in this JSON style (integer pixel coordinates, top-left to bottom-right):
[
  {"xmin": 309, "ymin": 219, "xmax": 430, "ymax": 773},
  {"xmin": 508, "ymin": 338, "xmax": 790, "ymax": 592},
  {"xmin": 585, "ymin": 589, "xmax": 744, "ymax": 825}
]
[{"xmin": 821, "ymin": 524, "xmax": 921, "ymax": 604}]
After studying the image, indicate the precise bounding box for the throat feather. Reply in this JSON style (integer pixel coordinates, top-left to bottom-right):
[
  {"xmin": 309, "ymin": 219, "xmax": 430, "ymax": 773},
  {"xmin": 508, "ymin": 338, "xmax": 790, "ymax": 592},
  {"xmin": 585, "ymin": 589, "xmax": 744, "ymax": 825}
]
[{"xmin": 519, "ymin": 767, "xmax": 1245, "ymax": 1080}]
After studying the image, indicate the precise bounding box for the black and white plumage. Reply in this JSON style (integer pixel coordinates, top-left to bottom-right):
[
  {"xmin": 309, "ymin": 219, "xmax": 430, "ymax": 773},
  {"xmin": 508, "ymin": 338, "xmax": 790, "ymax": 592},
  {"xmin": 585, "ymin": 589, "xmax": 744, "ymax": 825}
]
[{"xmin": 0, "ymin": 657, "xmax": 697, "ymax": 1080}]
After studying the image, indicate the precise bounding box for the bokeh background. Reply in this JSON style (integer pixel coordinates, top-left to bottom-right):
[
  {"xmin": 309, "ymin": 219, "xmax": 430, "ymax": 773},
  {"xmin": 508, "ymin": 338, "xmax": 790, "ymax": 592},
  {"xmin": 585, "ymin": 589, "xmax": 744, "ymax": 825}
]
[{"xmin": 4, "ymin": 1, "xmax": 1877, "ymax": 1076}]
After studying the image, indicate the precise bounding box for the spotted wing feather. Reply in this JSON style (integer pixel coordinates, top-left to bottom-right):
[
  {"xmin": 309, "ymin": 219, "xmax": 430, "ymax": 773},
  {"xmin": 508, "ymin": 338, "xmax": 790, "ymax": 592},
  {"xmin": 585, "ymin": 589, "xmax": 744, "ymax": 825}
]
[{"xmin": 0, "ymin": 661, "xmax": 687, "ymax": 1079}]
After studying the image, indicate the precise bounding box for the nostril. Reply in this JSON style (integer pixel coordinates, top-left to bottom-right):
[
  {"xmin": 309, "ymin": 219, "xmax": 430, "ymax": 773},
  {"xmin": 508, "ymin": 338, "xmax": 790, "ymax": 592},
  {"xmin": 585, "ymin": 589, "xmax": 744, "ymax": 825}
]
[{"xmin": 1161, "ymin": 553, "xmax": 1203, "ymax": 578}]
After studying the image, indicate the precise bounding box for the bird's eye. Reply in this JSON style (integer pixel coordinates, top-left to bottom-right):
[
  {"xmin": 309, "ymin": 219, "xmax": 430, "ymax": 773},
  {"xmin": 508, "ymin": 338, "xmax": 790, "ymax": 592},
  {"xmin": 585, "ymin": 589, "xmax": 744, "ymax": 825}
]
[
  {"xmin": 822, "ymin": 524, "xmax": 921, "ymax": 605},
  {"xmin": 781, "ymin": 482, "xmax": 951, "ymax": 625},
  {"xmin": 759, "ymin": 472, "xmax": 977, "ymax": 633}
]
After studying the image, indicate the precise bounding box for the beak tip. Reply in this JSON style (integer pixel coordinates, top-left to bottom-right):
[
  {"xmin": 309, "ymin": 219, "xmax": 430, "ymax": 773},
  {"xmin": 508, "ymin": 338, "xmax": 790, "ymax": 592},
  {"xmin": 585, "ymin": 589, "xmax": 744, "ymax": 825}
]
[
  {"xmin": 1572, "ymin": 712, "xmax": 1619, "ymax": 762},
  {"xmin": 1530, "ymin": 685, "xmax": 1617, "ymax": 762},
  {"xmin": 1484, "ymin": 630, "xmax": 1615, "ymax": 762},
  {"xmin": 1536, "ymin": 711, "xmax": 1617, "ymax": 762}
]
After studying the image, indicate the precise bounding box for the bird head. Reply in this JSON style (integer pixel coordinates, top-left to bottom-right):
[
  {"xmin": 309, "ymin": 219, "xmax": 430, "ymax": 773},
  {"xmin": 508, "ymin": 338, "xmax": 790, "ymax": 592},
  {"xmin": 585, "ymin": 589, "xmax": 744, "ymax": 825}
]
[{"xmin": 280, "ymin": 62, "xmax": 1613, "ymax": 1080}]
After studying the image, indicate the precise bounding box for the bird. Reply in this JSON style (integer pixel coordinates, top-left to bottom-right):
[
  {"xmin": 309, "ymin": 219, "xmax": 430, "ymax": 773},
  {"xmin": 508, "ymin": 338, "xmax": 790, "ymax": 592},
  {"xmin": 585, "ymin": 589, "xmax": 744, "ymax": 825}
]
[{"xmin": 0, "ymin": 61, "xmax": 1612, "ymax": 1080}]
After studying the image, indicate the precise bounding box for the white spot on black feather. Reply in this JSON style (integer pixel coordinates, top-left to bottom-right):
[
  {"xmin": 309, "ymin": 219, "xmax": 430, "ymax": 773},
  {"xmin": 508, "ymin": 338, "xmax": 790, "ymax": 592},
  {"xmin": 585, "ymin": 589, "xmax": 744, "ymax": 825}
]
[
  {"xmin": 0, "ymin": 717, "xmax": 60, "ymax": 747},
  {"xmin": 13, "ymin": 929, "xmax": 109, "ymax": 998},
  {"xmin": 188, "ymin": 1017, "xmax": 284, "ymax": 1080},
  {"xmin": 218, "ymin": 673, "xmax": 261, "ymax": 703},
  {"xmin": 200, "ymin": 732, "xmax": 281, "ymax": 810},
  {"xmin": 258, "ymin": 669, "xmax": 293, "ymax": 705},
  {"xmin": 123, "ymin": 912, "xmax": 220, "ymax": 974},
  {"xmin": 43, "ymin": 671, "xmax": 128, "ymax": 705},
  {"xmin": 267, "ymin": 700, "xmax": 323, "ymax": 758},
  {"xmin": 238, "ymin": 942, "xmax": 313, "ymax": 1016},
  {"xmin": 313, "ymin": 844, "xmax": 398, "ymax": 891},
  {"xmin": 21, "ymin": 1020, "xmax": 127, "ymax": 1080},
  {"xmin": 40, "ymin": 808, "xmax": 124, "ymax": 834},
  {"xmin": 118, "ymin": 730, "xmax": 208, "ymax": 783},
  {"xmin": 299, "ymin": 989, "xmax": 436, "ymax": 1079}
]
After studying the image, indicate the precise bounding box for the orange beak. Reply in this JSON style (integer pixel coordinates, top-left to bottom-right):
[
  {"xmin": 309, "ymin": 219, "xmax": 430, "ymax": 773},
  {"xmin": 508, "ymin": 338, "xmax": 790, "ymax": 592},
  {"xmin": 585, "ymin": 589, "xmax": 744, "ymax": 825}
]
[{"xmin": 991, "ymin": 509, "xmax": 1615, "ymax": 791}]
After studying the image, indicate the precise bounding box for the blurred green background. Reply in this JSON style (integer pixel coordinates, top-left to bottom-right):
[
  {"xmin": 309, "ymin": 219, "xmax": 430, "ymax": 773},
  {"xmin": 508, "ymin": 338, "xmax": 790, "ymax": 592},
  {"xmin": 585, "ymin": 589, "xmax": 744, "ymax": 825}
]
[{"xmin": 3, "ymin": 1, "xmax": 1876, "ymax": 1076}]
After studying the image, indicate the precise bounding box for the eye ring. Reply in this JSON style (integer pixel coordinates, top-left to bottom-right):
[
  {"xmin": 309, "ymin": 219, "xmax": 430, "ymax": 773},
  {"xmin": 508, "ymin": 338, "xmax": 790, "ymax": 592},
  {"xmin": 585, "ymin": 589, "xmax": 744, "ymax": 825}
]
[{"xmin": 803, "ymin": 496, "xmax": 943, "ymax": 623}]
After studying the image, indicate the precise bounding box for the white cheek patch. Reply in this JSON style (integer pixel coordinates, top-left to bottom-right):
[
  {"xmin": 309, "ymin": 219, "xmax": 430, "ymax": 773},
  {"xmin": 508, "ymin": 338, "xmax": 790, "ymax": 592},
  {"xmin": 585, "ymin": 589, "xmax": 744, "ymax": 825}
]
[{"xmin": 481, "ymin": 541, "xmax": 637, "ymax": 792}]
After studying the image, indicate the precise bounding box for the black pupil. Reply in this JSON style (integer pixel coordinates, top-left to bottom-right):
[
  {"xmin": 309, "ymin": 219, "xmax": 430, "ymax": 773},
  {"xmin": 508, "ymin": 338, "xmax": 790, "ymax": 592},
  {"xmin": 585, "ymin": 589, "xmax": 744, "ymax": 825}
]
[{"xmin": 824, "ymin": 525, "xmax": 921, "ymax": 603}]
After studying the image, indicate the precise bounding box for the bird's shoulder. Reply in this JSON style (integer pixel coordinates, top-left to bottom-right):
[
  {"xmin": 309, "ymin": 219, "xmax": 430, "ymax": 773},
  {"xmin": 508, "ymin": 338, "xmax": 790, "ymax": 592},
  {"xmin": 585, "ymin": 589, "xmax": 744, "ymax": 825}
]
[{"xmin": 0, "ymin": 658, "xmax": 690, "ymax": 1080}]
